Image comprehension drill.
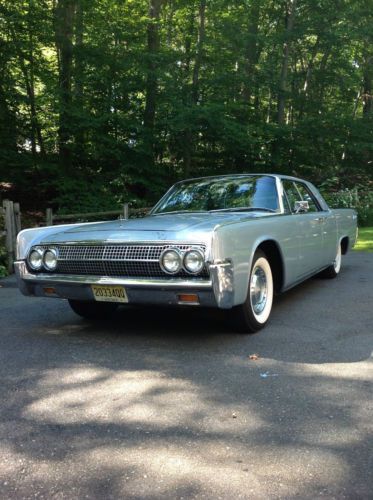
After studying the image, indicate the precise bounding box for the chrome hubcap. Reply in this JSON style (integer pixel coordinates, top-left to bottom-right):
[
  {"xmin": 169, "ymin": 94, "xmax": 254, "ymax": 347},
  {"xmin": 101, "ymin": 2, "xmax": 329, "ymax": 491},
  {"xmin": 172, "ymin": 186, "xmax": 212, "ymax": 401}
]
[{"xmin": 250, "ymin": 265, "xmax": 268, "ymax": 314}]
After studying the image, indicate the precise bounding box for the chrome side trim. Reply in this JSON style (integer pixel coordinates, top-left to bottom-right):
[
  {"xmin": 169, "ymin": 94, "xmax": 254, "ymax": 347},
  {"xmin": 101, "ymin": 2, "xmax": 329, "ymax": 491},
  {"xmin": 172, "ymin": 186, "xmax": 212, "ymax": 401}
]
[{"xmin": 14, "ymin": 261, "xmax": 212, "ymax": 289}]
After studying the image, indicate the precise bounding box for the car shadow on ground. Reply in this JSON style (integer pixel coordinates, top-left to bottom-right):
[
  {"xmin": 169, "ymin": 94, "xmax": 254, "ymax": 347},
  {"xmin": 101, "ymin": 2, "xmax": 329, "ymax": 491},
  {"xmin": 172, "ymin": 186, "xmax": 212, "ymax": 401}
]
[
  {"xmin": 1, "ymin": 253, "xmax": 372, "ymax": 498},
  {"xmin": 53, "ymin": 266, "xmax": 372, "ymax": 365}
]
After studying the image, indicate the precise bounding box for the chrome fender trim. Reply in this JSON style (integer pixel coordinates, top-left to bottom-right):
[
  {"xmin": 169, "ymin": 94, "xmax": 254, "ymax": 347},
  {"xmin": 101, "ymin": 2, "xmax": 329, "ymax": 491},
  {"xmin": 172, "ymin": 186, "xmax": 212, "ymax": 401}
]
[{"xmin": 209, "ymin": 260, "xmax": 234, "ymax": 309}]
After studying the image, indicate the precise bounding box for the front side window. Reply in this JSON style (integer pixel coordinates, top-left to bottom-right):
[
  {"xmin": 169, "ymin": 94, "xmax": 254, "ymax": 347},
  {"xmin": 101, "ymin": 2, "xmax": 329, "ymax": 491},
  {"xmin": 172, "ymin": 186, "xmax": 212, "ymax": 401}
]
[
  {"xmin": 282, "ymin": 180, "xmax": 320, "ymax": 213},
  {"xmin": 152, "ymin": 175, "xmax": 280, "ymax": 214},
  {"xmin": 282, "ymin": 181, "xmax": 300, "ymax": 213},
  {"xmin": 294, "ymin": 182, "xmax": 320, "ymax": 212}
]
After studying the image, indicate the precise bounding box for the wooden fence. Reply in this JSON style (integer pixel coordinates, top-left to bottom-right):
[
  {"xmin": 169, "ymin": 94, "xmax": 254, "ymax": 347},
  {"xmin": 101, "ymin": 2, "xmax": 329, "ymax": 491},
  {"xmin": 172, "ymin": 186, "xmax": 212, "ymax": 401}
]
[
  {"xmin": 0, "ymin": 201, "xmax": 150, "ymax": 273},
  {"xmin": 45, "ymin": 203, "xmax": 130, "ymax": 225},
  {"xmin": 1, "ymin": 200, "xmax": 22, "ymax": 273},
  {"xmin": 45, "ymin": 203, "xmax": 150, "ymax": 225}
]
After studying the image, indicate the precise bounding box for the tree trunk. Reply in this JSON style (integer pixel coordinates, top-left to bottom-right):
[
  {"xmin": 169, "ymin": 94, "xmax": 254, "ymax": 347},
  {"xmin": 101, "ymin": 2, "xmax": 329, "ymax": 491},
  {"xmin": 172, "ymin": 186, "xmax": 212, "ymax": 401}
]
[
  {"xmin": 144, "ymin": 0, "xmax": 162, "ymax": 132},
  {"xmin": 362, "ymin": 52, "xmax": 373, "ymax": 117},
  {"xmin": 0, "ymin": 85, "xmax": 17, "ymax": 156},
  {"xmin": 182, "ymin": 0, "xmax": 206, "ymax": 177},
  {"xmin": 298, "ymin": 36, "xmax": 319, "ymax": 119},
  {"xmin": 184, "ymin": 8, "xmax": 195, "ymax": 76},
  {"xmin": 361, "ymin": 44, "xmax": 372, "ymax": 168},
  {"xmin": 316, "ymin": 48, "xmax": 331, "ymax": 112},
  {"xmin": 143, "ymin": 0, "xmax": 163, "ymax": 173},
  {"xmin": 191, "ymin": 0, "xmax": 206, "ymax": 104},
  {"xmin": 8, "ymin": 20, "xmax": 45, "ymax": 158},
  {"xmin": 55, "ymin": 0, "xmax": 76, "ymax": 170},
  {"xmin": 277, "ymin": 0, "xmax": 297, "ymax": 124},
  {"xmin": 27, "ymin": 0, "xmax": 45, "ymax": 157},
  {"xmin": 74, "ymin": 0, "xmax": 84, "ymax": 159},
  {"xmin": 241, "ymin": 0, "xmax": 260, "ymax": 106}
]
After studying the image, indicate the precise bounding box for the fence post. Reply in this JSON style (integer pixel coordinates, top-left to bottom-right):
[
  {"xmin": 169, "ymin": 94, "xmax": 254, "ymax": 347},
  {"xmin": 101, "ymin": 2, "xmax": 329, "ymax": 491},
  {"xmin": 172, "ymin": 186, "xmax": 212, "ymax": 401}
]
[
  {"xmin": 14, "ymin": 202, "xmax": 22, "ymax": 234},
  {"xmin": 123, "ymin": 203, "xmax": 129, "ymax": 220},
  {"xmin": 3, "ymin": 200, "xmax": 15, "ymax": 273},
  {"xmin": 46, "ymin": 208, "xmax": 53, "ymax": 226},
  {"xmin": 10, "ymin": 201, "xmax": 17, "ymax": 261}
]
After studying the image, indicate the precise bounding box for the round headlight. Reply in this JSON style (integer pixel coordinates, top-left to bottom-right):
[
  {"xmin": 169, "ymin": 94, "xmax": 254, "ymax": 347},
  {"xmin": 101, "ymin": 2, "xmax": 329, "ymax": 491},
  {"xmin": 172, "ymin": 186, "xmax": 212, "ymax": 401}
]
[
  {"xmin": 184, "ymin": 249, "xmax": 204, "ymax": 274},
  {"xmin": 160, "ymin": 249, "xmax": 182, "ymax": 274},
  {"xmin": 43, "ymin": 248, "xmax": 58, "ymax": 271},
  {"xmin": 28, "ymin": 247, "xmax": 44, "ymax": 270}
]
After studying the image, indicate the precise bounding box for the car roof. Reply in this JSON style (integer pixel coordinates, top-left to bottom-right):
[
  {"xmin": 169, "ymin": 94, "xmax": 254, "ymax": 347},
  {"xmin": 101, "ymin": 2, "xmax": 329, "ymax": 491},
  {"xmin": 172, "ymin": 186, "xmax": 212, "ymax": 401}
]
[{"xmin": 174, "ymin": 173, "xmax": 309, "ymax": 184}]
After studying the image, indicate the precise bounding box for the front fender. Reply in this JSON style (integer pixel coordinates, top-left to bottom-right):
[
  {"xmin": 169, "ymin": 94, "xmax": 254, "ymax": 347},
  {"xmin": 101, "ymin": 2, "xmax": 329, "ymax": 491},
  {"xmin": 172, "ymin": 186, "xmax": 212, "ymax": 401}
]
[
  {"xmin": 16, "ymin": 223, "xmax": 83, "ymax": 260},
  {"xmin": 212, "ymin": 221, "xmax": 286, "ymax": 306}
]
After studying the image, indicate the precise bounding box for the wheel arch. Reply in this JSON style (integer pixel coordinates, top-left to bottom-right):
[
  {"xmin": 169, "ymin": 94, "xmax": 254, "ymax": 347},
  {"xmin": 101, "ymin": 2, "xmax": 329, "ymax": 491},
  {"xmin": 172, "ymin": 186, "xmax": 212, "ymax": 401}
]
[
  {"xmin": 340, "ymin": 235, "xmax": 349, "ymax": 255},
  {"xmin": 252, "ymin": 239, "xmax": 285, "ymax": 294}
]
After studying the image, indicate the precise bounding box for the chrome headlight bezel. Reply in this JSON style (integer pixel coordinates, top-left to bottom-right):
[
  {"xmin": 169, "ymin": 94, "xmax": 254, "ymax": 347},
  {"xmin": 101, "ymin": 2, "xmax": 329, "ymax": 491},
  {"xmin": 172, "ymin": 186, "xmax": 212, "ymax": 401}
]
[
  {"xmin": 183, "ymin": 249, "xmax": 205, "ymax": 274},
  {"xmin": 27, "ymin": 247, "xmax": 44, "ymax": 271},
  {"xmin": 43, "ymin": 248, "xmax": 58, "ymax": 271},
  {"xmin": 159, "ymin": 248, "xmax": 183, "ymax": 275}
]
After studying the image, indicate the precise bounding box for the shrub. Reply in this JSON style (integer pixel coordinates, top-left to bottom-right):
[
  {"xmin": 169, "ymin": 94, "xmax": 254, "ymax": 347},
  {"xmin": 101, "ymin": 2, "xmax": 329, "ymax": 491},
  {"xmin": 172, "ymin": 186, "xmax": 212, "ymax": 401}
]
[{"xmin": 321, "ymin": 186, "xmax": 373, "ymax": 227}]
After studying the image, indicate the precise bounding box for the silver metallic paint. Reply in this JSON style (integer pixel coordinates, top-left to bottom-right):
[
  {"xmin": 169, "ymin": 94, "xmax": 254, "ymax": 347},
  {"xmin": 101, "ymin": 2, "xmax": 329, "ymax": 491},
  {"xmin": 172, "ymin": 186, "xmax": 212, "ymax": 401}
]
[{"xmin": 15, "ymin": 175, "xmax": 357, "ymax": 310}]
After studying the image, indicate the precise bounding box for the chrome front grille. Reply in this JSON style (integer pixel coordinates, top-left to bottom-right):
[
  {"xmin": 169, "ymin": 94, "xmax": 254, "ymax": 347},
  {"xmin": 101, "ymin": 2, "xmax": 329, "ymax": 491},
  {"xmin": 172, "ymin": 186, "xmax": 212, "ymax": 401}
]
[{"xmin": 35, "ymin": 244, "xmax": 209, "ymax": 278}]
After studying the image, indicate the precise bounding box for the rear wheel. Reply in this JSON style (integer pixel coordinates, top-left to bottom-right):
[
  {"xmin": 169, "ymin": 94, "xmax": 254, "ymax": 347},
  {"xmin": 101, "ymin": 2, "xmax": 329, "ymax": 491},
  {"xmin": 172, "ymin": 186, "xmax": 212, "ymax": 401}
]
[
  {"xmin": 319, "ymin": 242, "xmax": 342, "ymax": 279},
  {"xmin": 228, "ymin": 250, "xmax": 274, "ymax": 333},
  {"xmin": 68, "ymin": 299, "xmax": 118, "ymax": 319}
]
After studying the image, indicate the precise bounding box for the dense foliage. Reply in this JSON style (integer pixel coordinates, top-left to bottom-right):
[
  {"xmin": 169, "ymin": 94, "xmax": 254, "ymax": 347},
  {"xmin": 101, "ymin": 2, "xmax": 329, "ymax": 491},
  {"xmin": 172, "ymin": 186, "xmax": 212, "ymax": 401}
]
[{"xmin": 0, "ymin": 0, "xmax": 372, "ymax": 212}]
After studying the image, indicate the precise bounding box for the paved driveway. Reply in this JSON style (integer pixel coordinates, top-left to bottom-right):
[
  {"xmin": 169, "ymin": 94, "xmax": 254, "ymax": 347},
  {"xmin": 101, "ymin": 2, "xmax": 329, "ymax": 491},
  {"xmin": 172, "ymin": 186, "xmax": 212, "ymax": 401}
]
[{"xmin": 0, "ymin": 252, "xmax": 372, "ymax": 499}]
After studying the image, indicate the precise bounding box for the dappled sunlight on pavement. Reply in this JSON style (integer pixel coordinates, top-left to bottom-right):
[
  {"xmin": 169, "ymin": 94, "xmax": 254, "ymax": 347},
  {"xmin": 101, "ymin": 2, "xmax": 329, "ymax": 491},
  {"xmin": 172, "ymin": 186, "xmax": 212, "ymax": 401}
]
[
  {"xmin": 3, "ymin": 362, "xmax": 366, "ymax": 499},
  {"xmin": 1, "ymin": 252, "xmax": 372, "ymax": 498},
  {"xmin": 23, "ymin": 367, "xmax": 264, "ymax": 432}
]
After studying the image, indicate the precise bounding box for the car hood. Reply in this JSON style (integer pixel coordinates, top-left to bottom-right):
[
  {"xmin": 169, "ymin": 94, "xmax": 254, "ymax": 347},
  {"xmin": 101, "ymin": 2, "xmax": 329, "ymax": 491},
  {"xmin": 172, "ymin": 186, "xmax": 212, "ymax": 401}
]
[{"xmin": 40, "ymin": 212, "xmax": 268, "ymax": 244}]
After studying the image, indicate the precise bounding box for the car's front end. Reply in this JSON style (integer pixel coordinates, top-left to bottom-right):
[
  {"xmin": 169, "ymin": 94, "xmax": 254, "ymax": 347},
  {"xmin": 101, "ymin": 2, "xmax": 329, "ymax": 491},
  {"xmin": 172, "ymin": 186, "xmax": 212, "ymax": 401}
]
[{"xmin": 15, "ymin": 217, "xmax": 235, "ymax": 310}]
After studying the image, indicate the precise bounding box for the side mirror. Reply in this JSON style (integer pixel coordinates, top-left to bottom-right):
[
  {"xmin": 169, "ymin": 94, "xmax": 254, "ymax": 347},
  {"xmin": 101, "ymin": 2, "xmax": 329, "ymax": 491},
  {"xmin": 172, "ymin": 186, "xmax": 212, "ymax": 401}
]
[{"xmin": 294, "ymin": 200, "xmax": 309, "ymax": 213}]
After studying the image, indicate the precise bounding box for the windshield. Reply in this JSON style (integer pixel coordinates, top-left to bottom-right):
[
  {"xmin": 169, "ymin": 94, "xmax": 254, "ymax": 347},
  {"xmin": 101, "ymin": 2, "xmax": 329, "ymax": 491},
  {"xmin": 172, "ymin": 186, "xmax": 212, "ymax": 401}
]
[{"xmin": 152, "ymin": 175, "xmax": 279, "ymax": 214}]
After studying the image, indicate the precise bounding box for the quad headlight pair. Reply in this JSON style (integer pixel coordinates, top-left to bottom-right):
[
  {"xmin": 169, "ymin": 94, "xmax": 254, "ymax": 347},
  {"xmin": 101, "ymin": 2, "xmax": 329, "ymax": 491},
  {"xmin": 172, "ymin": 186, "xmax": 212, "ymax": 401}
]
[
  {"xmin": 160, "ymin": 248, "xmax": 205, "ymax": 275},
  {"xmin": 28, "ymin": 247, "xmax": 58, "ymax": 271}
]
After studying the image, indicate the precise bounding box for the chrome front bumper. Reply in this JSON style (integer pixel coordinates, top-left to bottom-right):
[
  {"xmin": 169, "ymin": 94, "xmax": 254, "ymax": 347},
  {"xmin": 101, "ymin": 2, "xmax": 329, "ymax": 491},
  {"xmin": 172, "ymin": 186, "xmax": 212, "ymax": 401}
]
[{"xmin": 14, "ymin": 260, "xmax": 235, "ymax": 309}]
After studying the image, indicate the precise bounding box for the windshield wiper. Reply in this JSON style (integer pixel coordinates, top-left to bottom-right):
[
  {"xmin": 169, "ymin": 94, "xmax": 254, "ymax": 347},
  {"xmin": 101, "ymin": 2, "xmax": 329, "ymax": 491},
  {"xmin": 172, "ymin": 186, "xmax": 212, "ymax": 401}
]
[
  {"xmin": 152, "ymin": 207, "xmax": 277, "ymax": 215},
  {"xmin": 152, "ymin": 209, "xmax": 208, "ymax": 216},
  {"xmin": 209, "ymin": 207, "xmax": 277, "ymax": 213}
]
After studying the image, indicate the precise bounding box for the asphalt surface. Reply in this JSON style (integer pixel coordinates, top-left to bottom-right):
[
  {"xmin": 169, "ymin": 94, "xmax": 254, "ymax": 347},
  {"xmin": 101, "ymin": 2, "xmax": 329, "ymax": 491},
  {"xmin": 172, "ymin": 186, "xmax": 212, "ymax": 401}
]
[{"xmin": 0, "ymin": 251, "xmax": 372, "ymax": 499}]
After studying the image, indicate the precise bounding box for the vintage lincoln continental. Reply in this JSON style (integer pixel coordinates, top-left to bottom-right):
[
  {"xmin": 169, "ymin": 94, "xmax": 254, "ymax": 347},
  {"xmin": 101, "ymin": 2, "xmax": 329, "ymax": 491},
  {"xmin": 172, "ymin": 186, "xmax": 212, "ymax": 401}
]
[{"xmin": 15, "ymin": 174, "xmax": 357, "ymax": 333}]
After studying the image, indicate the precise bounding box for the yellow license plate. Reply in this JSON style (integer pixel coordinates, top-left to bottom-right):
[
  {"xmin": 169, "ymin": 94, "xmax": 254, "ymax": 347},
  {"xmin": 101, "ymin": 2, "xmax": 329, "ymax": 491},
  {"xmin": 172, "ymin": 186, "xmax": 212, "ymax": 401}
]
[{"xmin": 91, "ymin": 285, "xmax": 128, "ymax": 303}]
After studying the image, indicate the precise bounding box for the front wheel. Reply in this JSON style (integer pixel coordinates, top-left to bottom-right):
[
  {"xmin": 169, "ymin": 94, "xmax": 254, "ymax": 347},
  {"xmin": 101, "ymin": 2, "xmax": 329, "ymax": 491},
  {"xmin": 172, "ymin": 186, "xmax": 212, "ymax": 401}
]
[
  {"xmin": 228, "ymin": 250, "xmax": 274, "ymax": 334},
  {"xmin": 319, "ymin": 242, "xmax": 342, "ymax": 279},
  {"xmin": 68, "ymin": 299, "xmax": 118, "ymax": 320}
]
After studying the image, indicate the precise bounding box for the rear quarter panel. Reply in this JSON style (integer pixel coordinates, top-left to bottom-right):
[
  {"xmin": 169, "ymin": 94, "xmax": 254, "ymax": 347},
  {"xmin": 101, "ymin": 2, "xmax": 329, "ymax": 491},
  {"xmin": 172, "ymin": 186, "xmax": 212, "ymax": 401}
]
[{"xmin": 333, "ymin": 209, "xmax": 358, "ymax": 249}]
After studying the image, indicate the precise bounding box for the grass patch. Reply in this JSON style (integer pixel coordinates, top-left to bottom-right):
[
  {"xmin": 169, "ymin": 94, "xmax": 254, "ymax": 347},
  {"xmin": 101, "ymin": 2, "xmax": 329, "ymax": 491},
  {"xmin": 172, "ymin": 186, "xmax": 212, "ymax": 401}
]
[{"xmin": 354, "ymin": 227, "xmax": 373, "ymax": 252}]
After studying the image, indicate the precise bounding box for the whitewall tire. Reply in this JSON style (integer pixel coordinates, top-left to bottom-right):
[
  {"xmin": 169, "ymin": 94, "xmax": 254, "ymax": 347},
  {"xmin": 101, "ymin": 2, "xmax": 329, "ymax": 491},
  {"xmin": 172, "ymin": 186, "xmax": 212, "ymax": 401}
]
[
  {"xmin": 320, "ymin": 242, "xmax": 342, "ymax": 279},
  {"xmin": 229, "ymin": 250, "xmax": 274, "ymax": 333}
]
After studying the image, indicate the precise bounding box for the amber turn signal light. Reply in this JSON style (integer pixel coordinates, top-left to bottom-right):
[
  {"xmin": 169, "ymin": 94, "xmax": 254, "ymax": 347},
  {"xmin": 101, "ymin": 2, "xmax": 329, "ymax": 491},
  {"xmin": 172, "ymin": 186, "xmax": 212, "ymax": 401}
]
[{"xmin": 177, "ymin": 293, "xmax": 199, "ymax": 304}]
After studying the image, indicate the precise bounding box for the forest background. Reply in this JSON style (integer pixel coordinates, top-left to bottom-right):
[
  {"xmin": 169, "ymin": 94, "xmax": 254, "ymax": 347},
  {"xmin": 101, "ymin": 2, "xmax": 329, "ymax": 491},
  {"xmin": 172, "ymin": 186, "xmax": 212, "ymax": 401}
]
[{"xmin": 0, "ymin": 0, "xmax": 372, "ymax": 222}]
